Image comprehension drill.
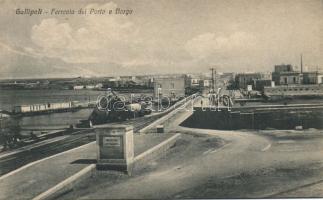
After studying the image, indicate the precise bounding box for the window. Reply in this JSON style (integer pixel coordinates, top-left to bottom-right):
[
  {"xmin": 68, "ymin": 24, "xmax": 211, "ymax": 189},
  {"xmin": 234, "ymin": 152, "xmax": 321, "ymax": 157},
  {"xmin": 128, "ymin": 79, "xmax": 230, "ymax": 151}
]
[{"xmin": 293, "ymin": 77, "xmax": 296, "ymax": 83}]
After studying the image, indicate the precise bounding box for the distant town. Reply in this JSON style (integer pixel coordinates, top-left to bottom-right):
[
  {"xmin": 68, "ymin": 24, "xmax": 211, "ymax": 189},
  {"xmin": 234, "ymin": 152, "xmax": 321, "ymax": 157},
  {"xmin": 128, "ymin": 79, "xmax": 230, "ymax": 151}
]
[{"xmin": 1, "ymin": 58, "xmax": 322, "ymax": 102}]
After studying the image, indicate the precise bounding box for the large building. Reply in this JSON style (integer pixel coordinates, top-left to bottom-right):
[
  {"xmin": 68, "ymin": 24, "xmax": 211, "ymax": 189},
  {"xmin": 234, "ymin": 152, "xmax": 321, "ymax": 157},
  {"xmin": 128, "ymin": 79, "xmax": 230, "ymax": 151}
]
[
  {"xmin": 272, "ymin": 71, "xmax": 302, "ymax": 85},
  {"xmin": 274, "ymin": 64, "xmax": 294, "ymax": 73},
  {"xmin": 234, "ymin": 73, "xmax": 262, "ymax": 89},
  {"xmin": 272, "ymin": 64, "xmax": 302, "ymax": 85},
  {"xmin": 271, "ymin": 64, "xmax": 323, "ymax": 86},
  {"xmin": 153, "ymin": 77, "xmax": 185, "ymax": 100}
]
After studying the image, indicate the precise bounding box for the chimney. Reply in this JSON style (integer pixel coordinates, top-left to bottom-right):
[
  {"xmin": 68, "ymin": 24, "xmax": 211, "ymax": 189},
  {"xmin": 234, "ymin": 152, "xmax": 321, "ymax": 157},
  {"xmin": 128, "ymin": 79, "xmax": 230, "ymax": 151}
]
[{"xmin": 300, "ymin": 54, "xmax": 303, "ymax": 73}]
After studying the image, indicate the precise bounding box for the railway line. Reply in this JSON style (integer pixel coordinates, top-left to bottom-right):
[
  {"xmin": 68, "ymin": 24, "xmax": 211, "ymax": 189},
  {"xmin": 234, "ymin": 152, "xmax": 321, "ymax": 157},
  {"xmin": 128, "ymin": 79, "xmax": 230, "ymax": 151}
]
[
  {"xmin": 0, "ymin": 111, "xmax": 167, "ymax": 176},
  {"xmin": 0, "ymin": 94, "xmax": 195, "ymax": 176}
]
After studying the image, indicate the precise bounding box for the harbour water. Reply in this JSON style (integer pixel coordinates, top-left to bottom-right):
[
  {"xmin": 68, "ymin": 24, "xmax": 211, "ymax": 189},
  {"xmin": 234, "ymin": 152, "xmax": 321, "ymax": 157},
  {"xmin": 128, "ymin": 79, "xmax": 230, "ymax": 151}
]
[{"xmin": 0, "ymin": 89, "xmax": 152, "ymax": 129}]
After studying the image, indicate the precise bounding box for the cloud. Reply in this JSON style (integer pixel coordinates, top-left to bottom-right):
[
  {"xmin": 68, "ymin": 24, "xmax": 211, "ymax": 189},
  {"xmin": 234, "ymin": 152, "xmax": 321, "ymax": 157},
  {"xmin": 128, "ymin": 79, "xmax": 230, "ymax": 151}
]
[
  {"xmin": 31, "ymin": 18, "xmax": 73, "ymax": 52},
  {"xmin": 0, "ymin": 40, "xmax": 38, "ymax": 58},
  {"xmin": 30, "ymin": 2, "xmax": 139, "ymax": 64},
  {"xmin": 185, "ymin": 31, "xmax": 257, "ymax": 60}
]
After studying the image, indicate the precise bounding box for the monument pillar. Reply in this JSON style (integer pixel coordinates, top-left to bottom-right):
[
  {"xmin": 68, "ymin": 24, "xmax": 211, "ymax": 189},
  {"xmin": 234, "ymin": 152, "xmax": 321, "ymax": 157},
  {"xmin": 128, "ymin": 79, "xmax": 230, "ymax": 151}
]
[{"xmin": 95, "ymin": 125, "xmax": 134, "ymax": 174}]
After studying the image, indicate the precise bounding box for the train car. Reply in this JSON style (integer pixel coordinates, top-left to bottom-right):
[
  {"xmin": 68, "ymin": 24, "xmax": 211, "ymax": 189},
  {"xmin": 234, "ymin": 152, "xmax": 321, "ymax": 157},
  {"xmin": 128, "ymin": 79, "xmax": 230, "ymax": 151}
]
[{"xmin": 88, "ymin": 93, "xmax": 152, "ymax": 125}]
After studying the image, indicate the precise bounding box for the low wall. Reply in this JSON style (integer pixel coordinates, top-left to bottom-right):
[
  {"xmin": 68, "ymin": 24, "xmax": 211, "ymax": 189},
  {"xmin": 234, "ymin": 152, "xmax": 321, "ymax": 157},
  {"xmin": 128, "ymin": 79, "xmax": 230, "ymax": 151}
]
[
  {"xmin": 33, "ymin": 133, "xmax": 181, "ymax": 200},
  {"xmin": 132, "ymin": 133, "xmax": 180, "ymax": 170},
  {"xmin": 181, "ymin": 107, "xmax": 323, "ymax": 130}
]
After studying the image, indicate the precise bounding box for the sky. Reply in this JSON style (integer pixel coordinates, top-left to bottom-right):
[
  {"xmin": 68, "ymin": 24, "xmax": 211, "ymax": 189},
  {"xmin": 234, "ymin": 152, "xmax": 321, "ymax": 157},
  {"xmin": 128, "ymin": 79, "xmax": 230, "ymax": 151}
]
[{"xmin": 0, "ymin": 0, "xmax": 322, "ymax": 78}]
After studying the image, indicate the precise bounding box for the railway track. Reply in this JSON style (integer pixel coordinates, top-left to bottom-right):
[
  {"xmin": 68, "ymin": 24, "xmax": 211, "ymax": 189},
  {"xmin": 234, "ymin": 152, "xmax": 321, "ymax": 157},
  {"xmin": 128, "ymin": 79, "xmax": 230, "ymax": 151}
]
[
  {"xmin": 0, "ymin": 95, "xmax": 195, "ymax": 176},
  {"xmin": 0, "ymin": 112, "xmax": 166, "ymax": 176}
]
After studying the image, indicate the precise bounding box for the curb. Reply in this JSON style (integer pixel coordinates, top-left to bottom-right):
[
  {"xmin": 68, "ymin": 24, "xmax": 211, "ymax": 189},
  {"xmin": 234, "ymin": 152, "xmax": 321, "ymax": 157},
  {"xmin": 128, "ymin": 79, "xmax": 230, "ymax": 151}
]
[{"xmin": 33, "ymin": 133, "xmax": 181, "ymax": 200}]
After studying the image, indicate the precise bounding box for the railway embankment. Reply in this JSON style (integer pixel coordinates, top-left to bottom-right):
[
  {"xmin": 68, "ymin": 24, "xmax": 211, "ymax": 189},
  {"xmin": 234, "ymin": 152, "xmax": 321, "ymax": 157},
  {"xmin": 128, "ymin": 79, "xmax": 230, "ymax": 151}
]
[{"xmin": 0, "ymin": 94, "xmax": 198, "ymax": 200}]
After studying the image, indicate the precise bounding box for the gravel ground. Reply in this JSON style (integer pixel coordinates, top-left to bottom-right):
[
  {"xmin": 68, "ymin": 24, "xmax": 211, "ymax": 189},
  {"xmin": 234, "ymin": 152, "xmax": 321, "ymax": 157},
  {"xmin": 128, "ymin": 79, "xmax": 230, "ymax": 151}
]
[{"xmin": 58, "ymin": 133, "xmax": 226, "ymax": 199}]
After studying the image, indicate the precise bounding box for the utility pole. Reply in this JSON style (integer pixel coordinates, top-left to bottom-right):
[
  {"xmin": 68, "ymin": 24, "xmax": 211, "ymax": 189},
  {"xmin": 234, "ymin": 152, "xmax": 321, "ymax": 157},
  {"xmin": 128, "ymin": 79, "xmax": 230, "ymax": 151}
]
[{"xmin": 210, "ymin": 67, "xmax": 216, "ymax": 93}]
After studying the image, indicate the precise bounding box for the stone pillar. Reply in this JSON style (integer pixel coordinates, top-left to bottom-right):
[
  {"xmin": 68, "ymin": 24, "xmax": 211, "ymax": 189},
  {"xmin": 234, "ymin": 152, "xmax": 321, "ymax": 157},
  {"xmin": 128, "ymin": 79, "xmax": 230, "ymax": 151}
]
[{"xmin": 94, "ymin": 125, "xmax": 134, "ymax": 174}]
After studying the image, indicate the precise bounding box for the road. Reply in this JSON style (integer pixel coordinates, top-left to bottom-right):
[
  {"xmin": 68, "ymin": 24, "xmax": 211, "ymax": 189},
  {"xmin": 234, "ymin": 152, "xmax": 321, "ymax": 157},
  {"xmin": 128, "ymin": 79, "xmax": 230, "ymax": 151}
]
[
  {"xmin": 64, "ymin": 128, "xmax": 271, "ymax": 199},
  {"xmin": 60, "ymin": 105, "xmax": 323, "ymax": 199},
  {"xmin": 56, "ymin": 92, "xmax": 323, "ymax": 199}
]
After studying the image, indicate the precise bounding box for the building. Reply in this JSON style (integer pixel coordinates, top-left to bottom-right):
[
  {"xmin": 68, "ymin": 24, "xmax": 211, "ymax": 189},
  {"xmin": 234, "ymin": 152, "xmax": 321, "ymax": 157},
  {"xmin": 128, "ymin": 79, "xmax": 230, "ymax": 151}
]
[
  {"xmin": 318, "ymin": 75, "xmax": 323, "ymax": 84},
  {"xmin": 274, "ymin": 64, "xmax": 294, "ymax": 73},
  {"xmin": 85, "ymin": 85, "xmax": 95, "ymax": 89},
  {"xmin": 254, "ymin": 79, "xmax": 274, "ymax": 91},
  {"xmin": 73, "ymin": 85, "xmax": 84, "ymax": 90},
  {"xmin": 199, "ymin": 80, "xmax": 212, "ymax": 87},
  {"xmin": 190, "ymin": 78, "xmax": 200, "ymax": 87},
  {"xmin": 120, "ymin": 76, "xmax": 136, "ymax": 81},
  {"xmin": 264, "ymin": 84, "xmax": 323, "ymax": 100},
  {"xmin": 272, "ymin": 64, "xmax": 322, "ymax": 85},
  {"xmin": 272, "ymin": 71, "xmax": 302, "ymax": 85},
  {"xmin": 234, "ymin": 73, "xmax": 262, "ymax": 89},
  {"xmin": 303, "ymin": 72, "xmax": 321, "ymax": 84},
  {"xmin": 153, "ymin": 77, "xmax": 185, "ymax": 99},
  {"xmin": 271, "ymin": 64, "xmax": 302, "ymax": 85}
]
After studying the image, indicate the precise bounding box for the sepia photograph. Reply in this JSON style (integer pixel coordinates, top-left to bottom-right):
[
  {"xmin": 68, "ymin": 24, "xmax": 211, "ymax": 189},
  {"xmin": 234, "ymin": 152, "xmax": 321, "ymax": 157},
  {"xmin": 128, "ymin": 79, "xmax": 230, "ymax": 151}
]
[{"xmin": 0, "ymin": 0, "xmax": 322, "ymax": 199}]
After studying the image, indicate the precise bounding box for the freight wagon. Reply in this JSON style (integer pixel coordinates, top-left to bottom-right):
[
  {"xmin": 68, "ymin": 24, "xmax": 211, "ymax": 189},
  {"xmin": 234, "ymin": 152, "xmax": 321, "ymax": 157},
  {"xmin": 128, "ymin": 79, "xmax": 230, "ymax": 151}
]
[{"xmin": 87, "ymin": 90, "xmax": 152, "ymax": 125}]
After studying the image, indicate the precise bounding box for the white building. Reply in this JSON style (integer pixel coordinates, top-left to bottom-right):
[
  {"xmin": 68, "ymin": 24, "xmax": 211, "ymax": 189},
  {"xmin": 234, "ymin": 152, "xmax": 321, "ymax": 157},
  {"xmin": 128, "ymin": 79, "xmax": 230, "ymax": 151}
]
[
  {"xmin": 153, "ymin": 77, "xmax": 185, "ymax": 99},
  {"xmin": 73, "ymin": 85, "xmax": 84, "ymax": 90}
]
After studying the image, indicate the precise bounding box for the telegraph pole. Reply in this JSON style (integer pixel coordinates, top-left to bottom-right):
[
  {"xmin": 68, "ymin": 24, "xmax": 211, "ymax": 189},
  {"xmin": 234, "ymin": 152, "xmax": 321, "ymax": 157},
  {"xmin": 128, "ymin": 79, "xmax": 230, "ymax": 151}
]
[{"xmin": 210, "ymin": 67, "xmax": 216, "ymax": 93}]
